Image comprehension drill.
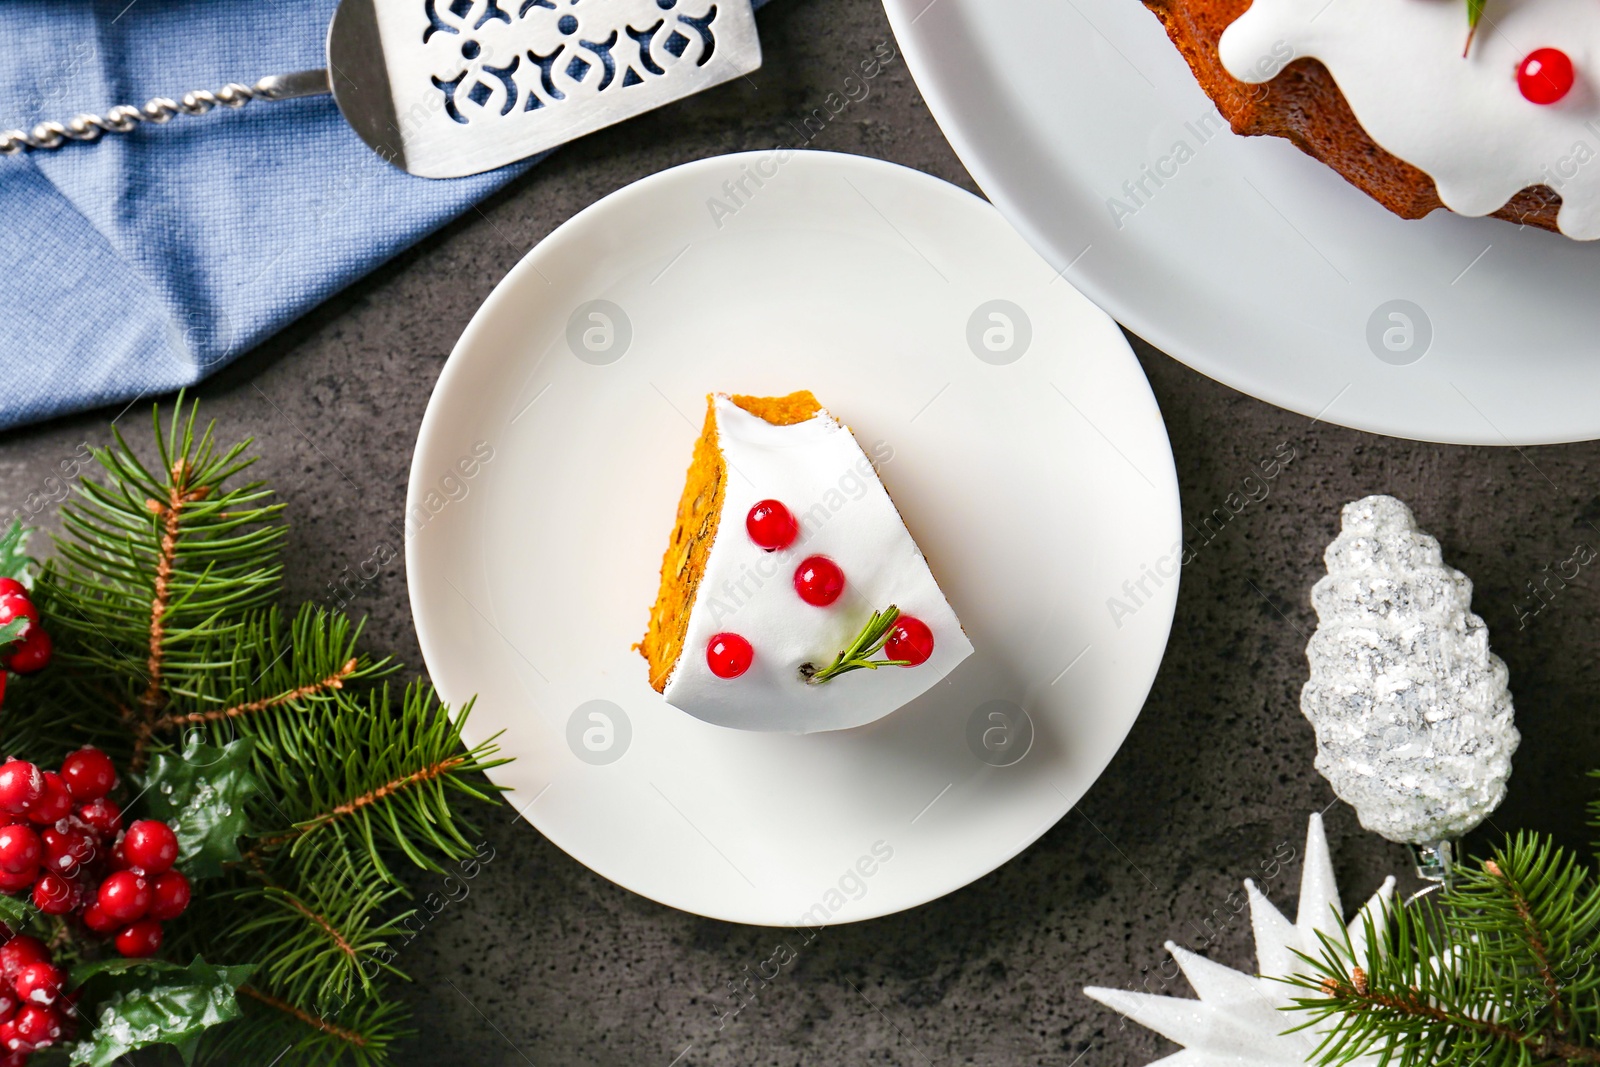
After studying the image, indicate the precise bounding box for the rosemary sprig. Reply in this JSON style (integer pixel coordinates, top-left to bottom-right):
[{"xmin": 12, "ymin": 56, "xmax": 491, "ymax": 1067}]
[
  {"xmin": 1464, "ymin": 0, "xmax": 1485, "ymax": 57},
  {"xmin": 800, "ymin": 606, "xmax": 911, "ymax": 685}
]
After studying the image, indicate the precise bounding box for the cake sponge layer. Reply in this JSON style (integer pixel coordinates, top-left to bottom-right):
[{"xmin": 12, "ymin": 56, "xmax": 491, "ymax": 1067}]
[{"xmin": 639, "ymin": 392, "xmax": 822, "ymax": 691}]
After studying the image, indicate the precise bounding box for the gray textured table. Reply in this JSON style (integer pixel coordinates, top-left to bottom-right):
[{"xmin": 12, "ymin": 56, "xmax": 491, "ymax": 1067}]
[{"xmin": 3, "ymin": 1, "xmax": 1595, "ymax": 1063}]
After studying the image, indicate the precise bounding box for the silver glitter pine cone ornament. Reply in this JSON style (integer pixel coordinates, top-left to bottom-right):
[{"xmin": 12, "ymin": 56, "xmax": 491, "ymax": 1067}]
[{"xmin": 1302, "ymin": 496, "xmax": 1518, "ymax": 854}]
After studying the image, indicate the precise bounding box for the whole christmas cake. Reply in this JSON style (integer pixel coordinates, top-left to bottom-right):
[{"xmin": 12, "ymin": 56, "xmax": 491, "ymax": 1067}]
[
  {"xmin": 638, "ymin": 391, "xmax": 972, "ymax": 733},
  {"xmin": 1144, "ymin": 0, "xmax": 1600, "ymax": 237}
]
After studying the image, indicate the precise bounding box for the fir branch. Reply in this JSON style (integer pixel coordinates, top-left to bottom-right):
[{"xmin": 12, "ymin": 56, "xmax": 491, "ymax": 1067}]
[
  {"xmin": 41, "ymin": 396, "xmax": 285, "ymax": 765},
  {"xmin": 281, "ymin": 755, "xmax": 467, "ymax": 843},
  {"xmin": 238, "ymin": 985, "xmax": 376, "ymax": 1050},
  {"xmin": 153, "ymin": 656, "xmax": 361, "ymax": 731},
  {"xmin": 1312, "ymin": 973, "xmax": 1600, "ymax": 1063},
  {"xmin": 1284, "ymin": 833, "xmax": 1600, "ymax": 1067},
  {"xmin": 204, "ymin": 984, "xmax": 406, "ymax": 1067},
  {"xmin": 282, "ymin": 894, "xmax": 358, "ymax": 960},
  {"xmin": 1487, "ymin": 858, "xmax": 1568, "ymax": 1032},
  {"xmin": 141, "ymin": 455, "xmax": 209, "ymax": 717},
  {"xmin": 0, "ymin": 671, "xmax": 119, "ymax": 767},
  {"xmin": 225, "ymin": 857, "xmax": 409, "ymax": 1007},
  {"xmin": 12, "ymin": 399, "xmax": 509, "ymax": 1065},
  {"xmin": 250, "ymin": 684, "xmax": 507, "ymax": 879},
  {"xmin": 182, "ymin": 900, "xmax": 407, "ymax": 1067},
  {"xmin": 167, "ymin": 605, "xmax": 393, "ymax": 749}
]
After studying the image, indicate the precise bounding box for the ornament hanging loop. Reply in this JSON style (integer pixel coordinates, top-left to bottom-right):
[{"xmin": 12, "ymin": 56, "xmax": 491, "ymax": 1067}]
[{"xmin": 1410, "ymin": 839, "xmax": 1459, "ymax": 887}]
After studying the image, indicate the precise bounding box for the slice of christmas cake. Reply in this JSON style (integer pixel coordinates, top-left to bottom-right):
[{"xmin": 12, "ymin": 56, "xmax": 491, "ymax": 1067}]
[{"xmin": 638, "ymin": 391, "xmax": 972, "ymax": 733}]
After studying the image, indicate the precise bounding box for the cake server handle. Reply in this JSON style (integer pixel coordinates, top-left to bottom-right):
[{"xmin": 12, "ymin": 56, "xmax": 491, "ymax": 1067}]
[{"xmin": 0, "ymin": 69, "xmax": 330, "ymax": 155}]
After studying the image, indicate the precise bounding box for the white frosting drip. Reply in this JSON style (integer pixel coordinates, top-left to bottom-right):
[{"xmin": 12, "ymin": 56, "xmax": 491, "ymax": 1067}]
[
  {"xmin": 1220, "ymin": 0, "xmax": 1600, "ymax": 238},
  {"xmin": 663, "ymin": 397, "xmax": 972, "ymax": 733}
]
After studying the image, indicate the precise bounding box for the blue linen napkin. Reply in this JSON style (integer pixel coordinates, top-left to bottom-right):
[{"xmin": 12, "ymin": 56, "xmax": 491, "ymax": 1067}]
[{"xmin": 0, "ymin": 0, "xmax": 766, "ymax": 432}]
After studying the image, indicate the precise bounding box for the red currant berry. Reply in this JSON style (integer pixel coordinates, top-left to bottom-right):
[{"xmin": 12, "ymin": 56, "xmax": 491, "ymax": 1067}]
[
  {"xmin": 0, "ymin": 868, "xmax": 34, "ymax": 894},
  {"xmin": 109, "ymin": 837, "xmax": 131, "ymax": 870},
  {"xmin": 0, "ymin": 991, "xmax": 15, "ymax": 1026},
  {"xmin": 97, "ymin": 870, "xmax": 150, "ymax": 923},
  {"xmin": 58, "ymin": 748, "xmax": 115, "ymax": 802},
  {"xmin": 0, "ymin": 827, "xmax": 38, "ymax": 875},
  {"xmin": 0, "ymin": 938, "xmax": 46, "ymax": 982},
  {"xmin": 123, "ymin": 821, "xmax": 179, "ymax": 875},
  {"xmin": 30, "ymin": 874, "xmax": 74, "ymax": 917},
  {"xmin": 0, "ymin": 764, "xmax": 42, "ymax": 816},
  {"xmin": 746, "ymin": 500, "xmax": 799, "ymax": 551},
  {"xmin": 80, "ymin": 902, "xmax": 120, "ymax": 935},
  {"xmin": 115, "ymin": 920, "xmax": 162, "ymax": 959},
  {"xmin": 0, "ymin": 1019, "xmax": 24, "ymax": 1054},
  {"xmin": 3, "ymin": 630, "xmax": 49, "ymax": 677},
  {"xmin": 0, "ymin": 583, "xmax": 23, "ymax": 602},
  {"xmin": 40, "ymin": 828, "xmax": 92, "ymax": 877},
  {"xmin": 13, "ymin": 962, "xmax": 61, "ymax": 1008},
  {"xmin": 884, "ymin": 615, "xmax": 935, "ymax": 667},
  {"xmin": 76, "ymin": 798, "xmax": 122, "ymax": 840},
  {"xmin": 12, "ymin": 1003, "xmax": 58, "ymax": 1047},
  {"xmin": 1519, "ymin": 47, "xmax": 1575, "ymax": 104},
  {"xmin": 793, "ymin": 556, "xmax": 845, "ymax": 606},
  {"xmin": 24, "ymin": 775, "xmax": 68, "ymax": 827},
  {"xmin": 706, "ymin": 633, "xmax": 753, "ymax": 679},
  {"xmin": 148, "ymin": 870, "xmax": 191, "ymax": 921}
]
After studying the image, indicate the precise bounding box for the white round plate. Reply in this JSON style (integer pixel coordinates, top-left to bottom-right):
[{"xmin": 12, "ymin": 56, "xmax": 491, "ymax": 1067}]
[
  {"xmin": 407, "ymin": 150, "xmax": 1180, "ymax": 925},
  {"xmin": 884, "ymin": 0, "xmax": 1600, "ymax": 445}
]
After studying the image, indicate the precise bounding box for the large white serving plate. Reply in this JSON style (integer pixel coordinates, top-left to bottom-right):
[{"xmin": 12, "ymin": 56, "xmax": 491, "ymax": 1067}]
[
  {"xmin": 884, "ymin": 0, "xmax": 1600, "ymax": 445},
  {"xmin": 407, "ymin": 150, "xmax": 1181, "ymax": 925}
]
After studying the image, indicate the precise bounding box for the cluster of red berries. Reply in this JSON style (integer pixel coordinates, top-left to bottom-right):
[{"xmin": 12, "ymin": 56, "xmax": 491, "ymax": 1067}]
[
  {"xmin": 0, "ymin": 579, "xmax": 51, "ymax": 687},
  {"xmin": 0, "ymin": 932, "xmax": 74, "ymax": 1059},
  {"xmin": 707, "ymin": 499, "xmax": 935, "ymax": 679},
  {"xmin": 0, "ymin": 749, "xmax": 188, "ymax": 1009}
]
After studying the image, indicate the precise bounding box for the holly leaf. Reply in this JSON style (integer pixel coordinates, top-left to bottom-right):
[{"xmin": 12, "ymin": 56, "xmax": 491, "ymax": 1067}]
[
  {"xmin": 0, "ymin": 617, "xmax": 27, "ymax": 655},
  {"xmin": 67, "ymin": 957, "xmax": 255, "ymax": 1067},
  {"xmin": 0, "ymin": 522, "xmax": 31, "ymax": 588},
  {"xmin": 139, "ymin": 737, "xmax": 261, "ymax": 878},
  {"xmin": 0, "ymin": 893, "xmax": 31, "ymax": 931}
]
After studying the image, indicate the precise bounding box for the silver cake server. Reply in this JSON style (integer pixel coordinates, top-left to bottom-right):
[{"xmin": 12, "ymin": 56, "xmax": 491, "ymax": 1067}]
[{"xmin": 0, "ymin": 0, "xmax": 761, "ymax": 179}]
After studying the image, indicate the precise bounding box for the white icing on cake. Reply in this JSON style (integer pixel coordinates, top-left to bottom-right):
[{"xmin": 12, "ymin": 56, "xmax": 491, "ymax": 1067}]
[
  {"xmin": 663, "ymin": 396, "xmax": 973, "ymax": 733},
  {"xmin": 1219, "ymin": 0, "xmax": 1600, "ymax": 238}
]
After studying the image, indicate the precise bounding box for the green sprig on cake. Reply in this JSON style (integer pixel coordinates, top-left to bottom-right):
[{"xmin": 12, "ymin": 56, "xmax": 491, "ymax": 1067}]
[
  {"xmin": 800, "ymin": 606, "xmax": 912, "ymax": 685},
  {"xmin": 1464, "ymin": 0, "xmax": 1486, "ymax": 56}
]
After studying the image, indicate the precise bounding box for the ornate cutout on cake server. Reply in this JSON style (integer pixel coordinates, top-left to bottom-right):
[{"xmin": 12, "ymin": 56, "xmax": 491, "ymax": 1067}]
[
  {"xmin": 358, "ymin": 0, "xmax": 761, "ymax": 177},
  {"xmin": 0, "ymin": 0, "xmax": 762, "ymax": 180}
]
